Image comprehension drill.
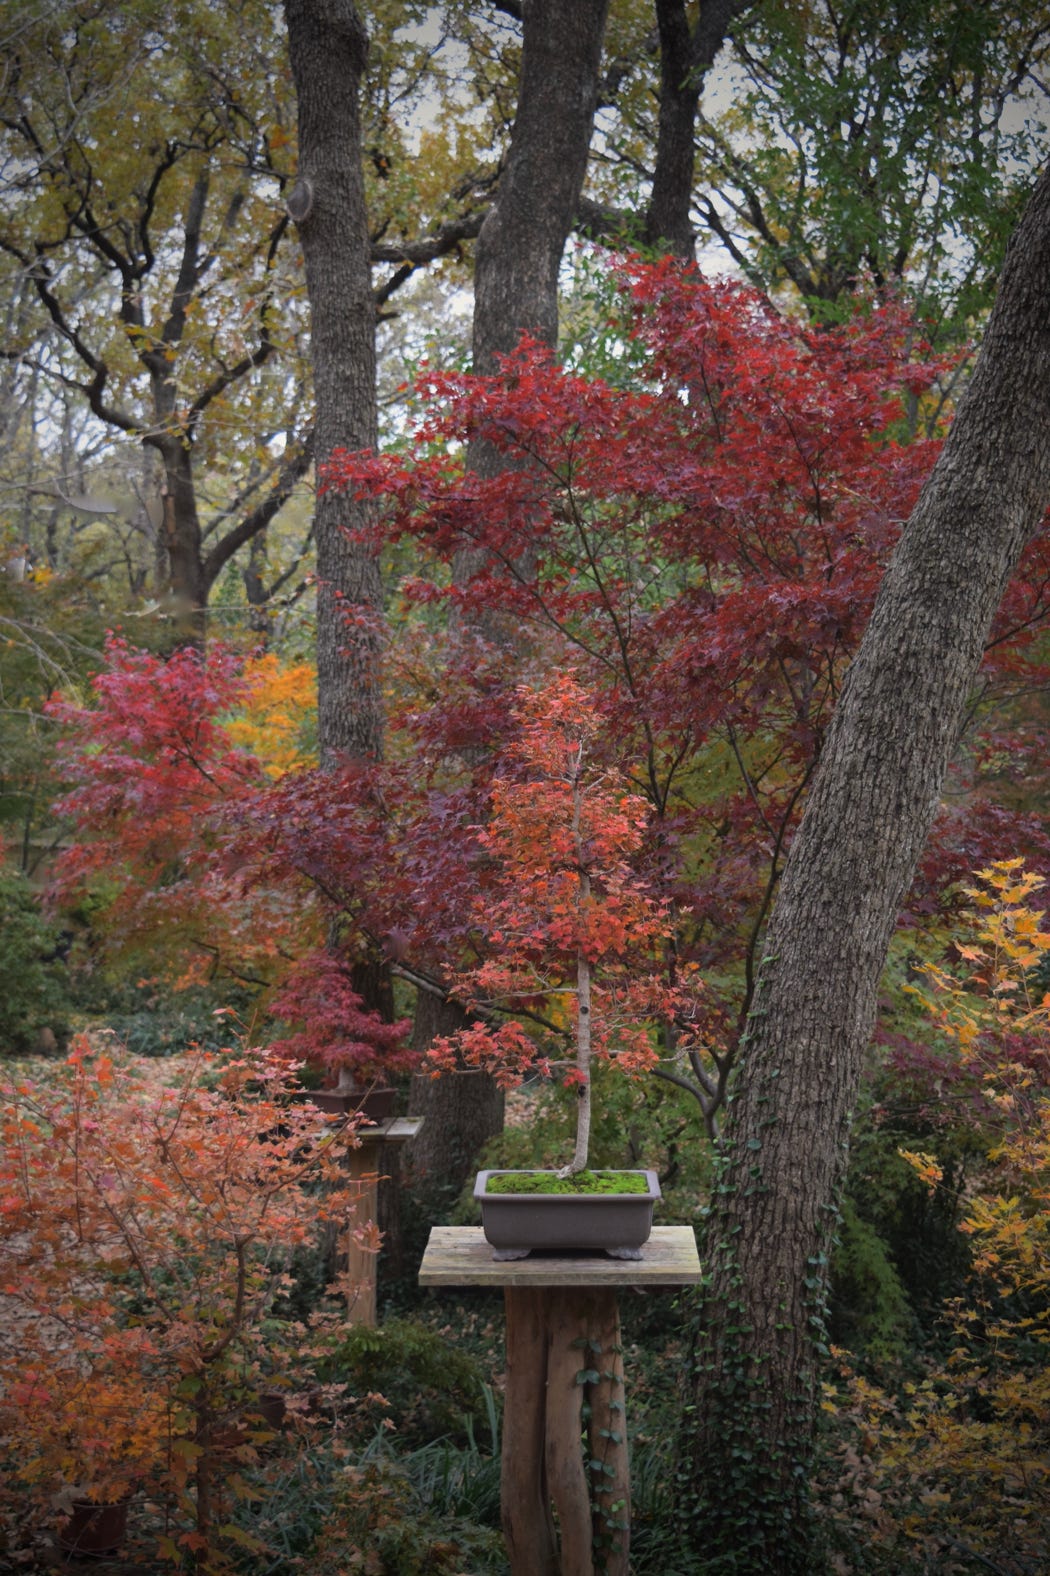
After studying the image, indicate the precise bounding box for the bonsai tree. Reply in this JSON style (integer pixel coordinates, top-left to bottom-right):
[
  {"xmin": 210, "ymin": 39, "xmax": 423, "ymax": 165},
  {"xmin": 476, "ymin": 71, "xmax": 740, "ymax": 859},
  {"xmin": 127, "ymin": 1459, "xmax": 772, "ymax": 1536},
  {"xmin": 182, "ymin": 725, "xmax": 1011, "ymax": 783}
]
[
  {"xmin": 265, "ymin": 949, "xmax": 417, "ymax": 1096},
  {"xmin": 429, "ymin": 674, "xmax": 688, "ymax": 1177}
]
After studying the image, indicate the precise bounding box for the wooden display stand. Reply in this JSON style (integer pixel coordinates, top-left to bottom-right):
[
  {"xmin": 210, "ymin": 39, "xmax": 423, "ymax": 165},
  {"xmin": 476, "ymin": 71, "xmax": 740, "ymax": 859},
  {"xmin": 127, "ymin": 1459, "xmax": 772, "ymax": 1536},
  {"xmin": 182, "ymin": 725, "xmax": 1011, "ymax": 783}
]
[
  {"xmin": 345, "ymin": 1116, "xmax": 422, "ymax": 1325},
  {"xmin": 420, "ymin": 1225, "xmax": 701, "ymax": 1576}
]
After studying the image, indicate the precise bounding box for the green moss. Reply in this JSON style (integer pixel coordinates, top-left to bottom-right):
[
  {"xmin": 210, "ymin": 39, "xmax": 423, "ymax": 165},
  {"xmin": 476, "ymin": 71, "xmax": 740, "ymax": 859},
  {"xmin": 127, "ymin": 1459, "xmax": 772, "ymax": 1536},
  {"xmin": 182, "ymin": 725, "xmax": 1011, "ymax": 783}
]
[{"xmin": 483, "ymin": 1169, "xmax": 651, "ymax": 1195}]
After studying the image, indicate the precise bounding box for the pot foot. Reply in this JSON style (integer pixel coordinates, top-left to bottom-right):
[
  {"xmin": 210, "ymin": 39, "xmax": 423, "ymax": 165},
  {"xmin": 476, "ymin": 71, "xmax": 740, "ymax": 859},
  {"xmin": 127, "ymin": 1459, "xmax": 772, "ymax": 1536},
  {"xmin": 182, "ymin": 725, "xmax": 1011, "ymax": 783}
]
[
  {"xmin": 605, "ymin": 1246, "xmax": 643, "ymax": 1260},
  {"xmin": 491, "ymin": 1247, "xmax": 532, "ymax": 1261}
]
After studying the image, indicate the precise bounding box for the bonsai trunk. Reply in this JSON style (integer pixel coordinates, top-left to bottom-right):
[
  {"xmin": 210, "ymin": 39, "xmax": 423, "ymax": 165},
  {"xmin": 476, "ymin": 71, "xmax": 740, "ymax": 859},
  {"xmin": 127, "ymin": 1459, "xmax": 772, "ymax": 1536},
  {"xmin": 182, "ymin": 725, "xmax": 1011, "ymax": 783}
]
[
  {"xmin": 562, "ymin": 760, "xmax": 592, "ymax": 1176},
  {"xmin": 564, "ymin": 945, "xmax": 592, "ymax": 1177}
]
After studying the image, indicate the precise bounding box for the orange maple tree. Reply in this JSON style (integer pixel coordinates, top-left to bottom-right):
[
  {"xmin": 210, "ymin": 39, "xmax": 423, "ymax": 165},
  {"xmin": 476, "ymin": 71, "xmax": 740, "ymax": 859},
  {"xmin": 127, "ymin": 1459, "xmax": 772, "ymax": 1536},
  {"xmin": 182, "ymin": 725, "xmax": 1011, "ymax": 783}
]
[
  {"xmin": 225, "ymin": 652, "xmax": 318, "ymax": 779},
  {"xmin": 429, "ymin": 674, "xmax": 693, "ymax": 1175},
  {"xmin": 0, "ymin": 1036, "xmax": 372, "ymax": 1565}
]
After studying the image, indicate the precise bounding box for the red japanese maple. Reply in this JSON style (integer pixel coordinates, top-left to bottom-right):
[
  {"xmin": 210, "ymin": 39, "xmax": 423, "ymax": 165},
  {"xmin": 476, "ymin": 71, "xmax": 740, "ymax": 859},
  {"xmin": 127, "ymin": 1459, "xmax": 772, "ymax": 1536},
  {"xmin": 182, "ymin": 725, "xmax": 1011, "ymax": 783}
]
[
  {"xmin": 45, "ymin": 262, "xmax": 1050, "ymax": 1139},
  {"xmin": 47, "ymin": 640, "xmax": 414, "ymax": 1089},
  {"xmin": 265, "ymin": 948, "xmax": 415, "ymax": 1089},
  {"xmin": 324, "ymin": 257, "xmax": 1050, "ymax": 1128},
  {"xmin": 46, "ymin": 636, "xmax": 293, "ymax": 986},
  {"xmin": 428, "ymin": 675, "xmax": 690, "ymax": 1175}
]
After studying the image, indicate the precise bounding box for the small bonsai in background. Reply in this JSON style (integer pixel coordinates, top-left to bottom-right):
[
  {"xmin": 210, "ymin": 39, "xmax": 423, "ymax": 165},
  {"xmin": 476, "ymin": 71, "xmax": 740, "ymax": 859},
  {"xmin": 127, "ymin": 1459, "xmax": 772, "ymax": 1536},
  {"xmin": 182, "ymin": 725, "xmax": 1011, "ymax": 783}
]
[
  {"xmin": 430, "ymin": 674, "xmax": 689, "ymax": 1180},
  {"xmin": 266, "ymin": 949, "xmax": 417, "ymax": 1100}
]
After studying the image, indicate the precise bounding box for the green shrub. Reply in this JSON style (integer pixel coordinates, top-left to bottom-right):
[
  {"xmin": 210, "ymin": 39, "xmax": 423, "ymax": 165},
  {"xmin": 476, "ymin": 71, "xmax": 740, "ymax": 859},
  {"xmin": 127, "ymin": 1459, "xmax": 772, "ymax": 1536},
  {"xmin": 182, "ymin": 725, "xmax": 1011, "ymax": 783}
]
[
  {"xmin": 844, "ymin": 1101, "xmax": 976, "ymax": 1337},
  {"xmin": 83, "ymin": 980, "xmax": 258, "ymax": 1058},
  {"xmin": 311, "ymin": 1318, "xmax": 498, "ymax": 1450},
  {"xmin": 0, "ymin": 866, "xmax": 70, "ymax": 1054},
  {"xmin": 310, "ymin": 1444, "xmax": 506, "ymax": 1576},
  {"xmin": 828, "ymin": 1197, "xmax": 914, "ymax": 1360}
]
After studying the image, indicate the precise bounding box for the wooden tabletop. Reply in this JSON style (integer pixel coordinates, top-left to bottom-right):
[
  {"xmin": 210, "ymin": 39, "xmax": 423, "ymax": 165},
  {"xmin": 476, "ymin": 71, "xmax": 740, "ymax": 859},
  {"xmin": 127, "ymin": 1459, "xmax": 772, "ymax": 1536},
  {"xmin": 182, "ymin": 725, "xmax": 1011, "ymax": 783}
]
[
  {"xmin": 357, "ymin": 1115, "xmax": 424, "ymax": 1144},
  {"xmin": 419, "ymin": 1225, "xmax": 701, "ymax": 1287}
]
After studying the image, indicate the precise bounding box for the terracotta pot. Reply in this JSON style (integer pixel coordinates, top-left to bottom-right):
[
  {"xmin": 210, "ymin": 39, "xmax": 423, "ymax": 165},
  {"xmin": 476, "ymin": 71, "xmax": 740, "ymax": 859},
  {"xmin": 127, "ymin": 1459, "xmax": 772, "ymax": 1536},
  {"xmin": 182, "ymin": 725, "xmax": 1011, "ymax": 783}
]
[
  {"xmin": 474, "ymin": 1169, "xmax": 661, "ymax": 1261},
  {"xmin": 307, "ymin": 1085, "xmax": 396, "ymax": 1122},
  {"xmin": 57, "ymin": 1495, "xmax": 129, "ymax": 1557}
]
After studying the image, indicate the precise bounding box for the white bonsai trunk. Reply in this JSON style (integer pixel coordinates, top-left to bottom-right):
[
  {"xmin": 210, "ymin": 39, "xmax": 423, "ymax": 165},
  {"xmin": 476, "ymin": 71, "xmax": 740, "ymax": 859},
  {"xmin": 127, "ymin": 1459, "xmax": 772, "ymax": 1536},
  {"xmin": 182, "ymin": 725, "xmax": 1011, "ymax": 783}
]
[
  {"xmin": 561, "ymin": 754, "xmax": 592, "ymax": 1177},
  {"xmin": 567, "ymin": 940, "xmax": 592, "ymax": 1175}
]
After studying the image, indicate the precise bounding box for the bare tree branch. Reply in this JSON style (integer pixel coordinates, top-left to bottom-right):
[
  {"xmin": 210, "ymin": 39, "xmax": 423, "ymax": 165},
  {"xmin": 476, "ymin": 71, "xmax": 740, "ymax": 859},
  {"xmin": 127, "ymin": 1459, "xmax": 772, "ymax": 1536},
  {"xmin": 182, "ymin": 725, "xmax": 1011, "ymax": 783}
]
[{"xmin": 202, "ymin": 434, "xmax": 313, "ymax": 591}]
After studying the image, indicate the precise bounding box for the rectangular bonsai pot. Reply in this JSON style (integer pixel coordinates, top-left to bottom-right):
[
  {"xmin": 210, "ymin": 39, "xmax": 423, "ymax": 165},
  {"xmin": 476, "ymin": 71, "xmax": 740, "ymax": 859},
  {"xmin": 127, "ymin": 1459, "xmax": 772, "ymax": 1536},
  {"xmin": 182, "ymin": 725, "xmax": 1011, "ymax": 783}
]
[
  {"xmin": 305, "ymin": 1086, "xmax": 397, "ymax": 1122},
  {"xmin": 473, "ymin": 1169, "xmax": 661, "ymax": 1260}
]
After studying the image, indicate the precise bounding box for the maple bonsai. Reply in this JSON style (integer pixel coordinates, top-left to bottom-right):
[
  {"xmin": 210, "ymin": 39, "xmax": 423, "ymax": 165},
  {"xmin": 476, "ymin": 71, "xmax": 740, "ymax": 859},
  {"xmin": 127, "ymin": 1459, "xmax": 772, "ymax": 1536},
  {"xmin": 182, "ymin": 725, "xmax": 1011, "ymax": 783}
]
[
  {"xmin": 265, "ymin": 948, "xmax": 416, "ymax": 1104},
  {"xmin": 428, "ymin": 674, "xmax": 685, "ymax": 1182}
]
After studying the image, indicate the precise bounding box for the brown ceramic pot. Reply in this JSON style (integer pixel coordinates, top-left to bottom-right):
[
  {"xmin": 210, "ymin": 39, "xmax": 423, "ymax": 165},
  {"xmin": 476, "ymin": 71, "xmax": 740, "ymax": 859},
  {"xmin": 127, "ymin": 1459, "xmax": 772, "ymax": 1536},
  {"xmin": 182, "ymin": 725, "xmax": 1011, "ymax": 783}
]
[
  {"xmin": 57, "ymin": 1496, "xmax": 129, "ymax": 1557},
  {"xmin": 473, "ymin": 1169, "xmax": 661, "ymax": 1261}
]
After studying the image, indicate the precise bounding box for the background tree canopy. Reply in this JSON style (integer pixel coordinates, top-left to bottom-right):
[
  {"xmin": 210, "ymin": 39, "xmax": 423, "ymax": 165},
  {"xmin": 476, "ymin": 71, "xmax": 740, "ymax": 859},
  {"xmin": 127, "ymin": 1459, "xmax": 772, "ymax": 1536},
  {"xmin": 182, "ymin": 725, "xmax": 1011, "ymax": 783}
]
[{"xmin": 2, "ymin": 4, "xmax": 1050, "ymax": 1573}]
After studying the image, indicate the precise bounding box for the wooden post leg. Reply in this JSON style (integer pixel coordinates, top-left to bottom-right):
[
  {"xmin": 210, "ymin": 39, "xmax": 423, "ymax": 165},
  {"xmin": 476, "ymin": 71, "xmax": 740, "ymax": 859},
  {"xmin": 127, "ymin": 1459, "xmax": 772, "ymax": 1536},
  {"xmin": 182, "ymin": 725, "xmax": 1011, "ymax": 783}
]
[
  {"xmin": 501, "ymin": 1286, "xmax": 630, "ymax": 1576},
  {"xmin": 544, "ymin": 1288, "xmax": 603, "ymax": 1576},
  {"xmin": 502, "ymin": 1289, "xmax": 558, "ymax": 1576},
  {"xmin": 584, "ymin": 1291, "xmax": 629, "ymax": 1576},
  {"xmin": 345, "ymin": 1143, "xmax": 379, "ymax": 1325}
]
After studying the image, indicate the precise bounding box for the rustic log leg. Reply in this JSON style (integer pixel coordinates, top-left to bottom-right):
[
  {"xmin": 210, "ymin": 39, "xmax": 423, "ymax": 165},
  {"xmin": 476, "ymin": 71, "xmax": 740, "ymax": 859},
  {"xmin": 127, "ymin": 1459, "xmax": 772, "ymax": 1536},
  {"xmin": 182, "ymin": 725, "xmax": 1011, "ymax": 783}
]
[
  {"xmin": 544, "ymin": 1288, "xmax": 599, "ymax": 1576},
  {"xmin": 502, "ymin": 1288, "xmax": 559, "ymax": 1576},
  {"xmin": 585, "ymin": 1291, "xmax": 629, "ymax": 1576},
  {"xmin": 344, "ymin": 1143, "xmax": 379, "ymax": 1325},
  {"xmin": 501, "ymin": 1283, "xmax": 631, "ymax": 1576}
]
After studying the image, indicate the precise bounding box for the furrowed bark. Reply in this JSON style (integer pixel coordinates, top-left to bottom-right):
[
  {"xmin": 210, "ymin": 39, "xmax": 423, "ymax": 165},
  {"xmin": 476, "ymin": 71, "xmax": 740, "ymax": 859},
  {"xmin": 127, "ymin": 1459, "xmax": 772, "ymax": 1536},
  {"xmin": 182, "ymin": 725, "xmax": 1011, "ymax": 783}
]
[
  {"xmin": 284, "ymin": 0, "xmax": 382, "ymax": 763},
  {"xmin": 684, "ymin": 164, "xmax": 1050, "ymax": 1573}
]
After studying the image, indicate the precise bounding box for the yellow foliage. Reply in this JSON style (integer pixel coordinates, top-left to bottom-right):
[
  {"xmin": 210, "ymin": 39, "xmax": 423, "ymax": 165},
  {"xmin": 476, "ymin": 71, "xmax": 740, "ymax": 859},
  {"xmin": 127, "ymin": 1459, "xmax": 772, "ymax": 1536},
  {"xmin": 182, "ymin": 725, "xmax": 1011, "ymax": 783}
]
[
  {"xmin": 826, "ymin": 861, "xmax": 1050, "ymax": 1570},
  {"xmin": 897, "ymin": 1149, "xmax": 943, "ymax": 1190},
  {"xmin": 227, "ymin": 653, "xmax": 317, "ymax": 778},
  {"xmin": 908, "ymin": 858, "xmax": 1050, "ymax": 1073}
]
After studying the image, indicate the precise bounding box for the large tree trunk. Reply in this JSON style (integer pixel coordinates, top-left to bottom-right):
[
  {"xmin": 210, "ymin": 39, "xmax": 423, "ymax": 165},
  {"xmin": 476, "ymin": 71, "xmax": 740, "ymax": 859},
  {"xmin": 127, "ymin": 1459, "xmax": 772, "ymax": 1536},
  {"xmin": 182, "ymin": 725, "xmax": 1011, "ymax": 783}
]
[
  {"xmin": 156, "ymin": 437, "xmax": 207, "ymax": 639},
  {"xmin": 683, "ymin": 167, "xmax": 1050, "ymax": 1573},
  {"xmin": 644, "ymin": 0, "xmax": 752, "ymax": 259},
  {"xmin": 470, "ymin": 0, "xmax": 610, "ymax": 375},
  {"xmin": 284, "ymin": 0, "xmax": 382, "ymax": 764},
  {"xmin": 456, "ymin": 0, "xmax": 609, "ymax": 584},
  {"xmin": 431, "ymin": 0, "xmax": 610, "ymax": 1173},
  {"xmin": 284, "ymin": 3, "xmax": 392, "ymax": 1122}
]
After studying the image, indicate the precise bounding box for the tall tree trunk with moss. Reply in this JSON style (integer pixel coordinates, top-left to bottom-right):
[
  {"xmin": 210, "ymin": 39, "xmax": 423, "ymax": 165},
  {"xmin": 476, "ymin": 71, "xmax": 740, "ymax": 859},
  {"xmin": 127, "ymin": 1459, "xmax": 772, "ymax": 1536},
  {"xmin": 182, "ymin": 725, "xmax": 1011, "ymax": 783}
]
[
  {"xmin": 284, "ymin": 0, "xmax": 382, "ymax": 764},
  {"xmin": 680, "ymin": 167, "xmax": 1050, "ymax": 1575}
]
